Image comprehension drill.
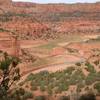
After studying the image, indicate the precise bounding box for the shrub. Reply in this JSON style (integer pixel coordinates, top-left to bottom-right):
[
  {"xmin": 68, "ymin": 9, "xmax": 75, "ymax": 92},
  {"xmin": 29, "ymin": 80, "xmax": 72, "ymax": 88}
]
[
  {"xmin": 18, "ymin": 81, "xmax": 25, "ymax": 86},
  {"xmin": 26, "ymin": 73, "xmax": 35, "ymax": 81},
  {"xmin": 22, "ymin": 91, "xmax": 33, "ymax": 100},
  {"xmin": 64, "ymin": 67, "xmax": 75, "ymax": 75},
  {"xmin": 85, "ymin": 62, "xmax": 96, "ymax": 73},
  {"xmin": 18, "ymin": 88, "xmax": 25, "ymax": 95},
  {"xmin": 31, "ymin": 85, "xmax": 38, "ymax": 91},
  {"xmin": 94, "ymin": 82, "xmax": 100, "ymax": 93},
  {"xmin": 30, "ymin": 80, "xmax": 38, "ymax": 91},
  {"xmin": 40, "ymin": 85, "xmax": 46, "ymax": 92},
  {"xmin": 59, "ymin": 96, "xmax": 70, "ymax": 100},
  {"xmin": 79, "ymin": 93, "xmax": 96, "ymax": 100},
  {"xmin": 58, "ymin": 83, "xmax": 69, "ymax": 92},
  {"xmin": 47, "ymin": 87, "xmax": 52, "ymax": 95},
  {"xmin": 39, "ymin": 71, "xmax": 49, "ymax": 75},
  {"xmin": 93, "ymin": 60, "xmax": 99, "ymax": 66},
  {"xmin": 34, "ymin": 95, "xmax": 46, "ymax": 100},
  {"xmin": 69, "ymin": 70, "xmax": 85, "ymax": 85},
  {"xmin": 75, "ymin": 62, "xmax": 81, "ymax": 66},
  {"xmin": 85, "ymin": 73, "xmax": 99, "ymax": 85}
]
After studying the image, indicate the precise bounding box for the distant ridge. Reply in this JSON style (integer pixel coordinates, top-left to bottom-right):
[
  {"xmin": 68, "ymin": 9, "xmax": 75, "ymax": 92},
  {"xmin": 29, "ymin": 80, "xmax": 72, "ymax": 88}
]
[{"xmin": 0, "ymin": 0, "xmax": 100, "ymax": 40}]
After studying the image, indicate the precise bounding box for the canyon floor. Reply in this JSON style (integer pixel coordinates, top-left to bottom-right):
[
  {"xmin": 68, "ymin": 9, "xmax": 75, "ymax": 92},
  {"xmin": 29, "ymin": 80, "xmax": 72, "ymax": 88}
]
[{"xmin": 0, "ymin": 1, "xmax": 100, "ymax": 99}]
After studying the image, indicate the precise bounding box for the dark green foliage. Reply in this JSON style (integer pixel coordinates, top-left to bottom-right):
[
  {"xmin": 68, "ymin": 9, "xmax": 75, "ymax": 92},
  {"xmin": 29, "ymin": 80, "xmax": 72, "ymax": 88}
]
[
  {"xmin": 25, "ymin": 61, "xmax": 98, "ymax": 95},
  {"xmin": 10, "ymin": 88, "xmax": 33, "ymax": 100},
  {"xmin": 85, "ymin": 62, "xmax": 96, "ymax": 73},
  {"xmin": 40, "ymin": 84, "xmax": 46, "ymax": 92},
  {"xmin": 26, "ymin": 73, "xmax": 35, "ymax": 81},
  {"xmin": 69, "ymin": 70, "xmax": 85, "ymax": 85},
  {"xmin": 57, "ymin": 83, "xmax": 69, "ymax": 92},
  {"xmin": 85, "ymin": 72, "xmax": 100, "ymax": 85},
  {"xmin": 47, "ymin": 87, "xmax": 52, "ymax": 95},
  {"xmin": 26, "ymin": 68, "xmax": 85, "ymax": 95},
  {"xmin": 77, "ymin": 82, "xmax": 85, "ymax": 92},
  {"xmin": 0, "ymin": 51, "xmax": 20, "ymax": 99}
]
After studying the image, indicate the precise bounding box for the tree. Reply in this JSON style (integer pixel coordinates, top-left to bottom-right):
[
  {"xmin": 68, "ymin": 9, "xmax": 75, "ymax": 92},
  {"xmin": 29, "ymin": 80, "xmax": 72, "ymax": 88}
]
[{"xmin": 0, "ymin": 51, "xmax": 20, "ymax": 99}]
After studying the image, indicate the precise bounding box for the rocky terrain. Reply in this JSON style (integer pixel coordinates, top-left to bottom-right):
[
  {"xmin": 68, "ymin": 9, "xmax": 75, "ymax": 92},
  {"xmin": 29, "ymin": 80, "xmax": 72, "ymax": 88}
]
[
  {"xmin": 0, "ymin": 0, "xmax": 100, "ymax": 40},
  {"xmin": 0, "ymin": 0, "xmax": 100, "ymax": 99}
]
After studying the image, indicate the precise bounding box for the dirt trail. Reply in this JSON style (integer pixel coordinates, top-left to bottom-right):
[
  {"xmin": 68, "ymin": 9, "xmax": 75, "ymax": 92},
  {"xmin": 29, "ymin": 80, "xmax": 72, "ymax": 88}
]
[
  {"xmin": 20, "ymin": 54, "xmax": 85, "ymax": 82},
  {"xmin": 20, "ymin": 62, "xmax": 74, "ymax": 82}
]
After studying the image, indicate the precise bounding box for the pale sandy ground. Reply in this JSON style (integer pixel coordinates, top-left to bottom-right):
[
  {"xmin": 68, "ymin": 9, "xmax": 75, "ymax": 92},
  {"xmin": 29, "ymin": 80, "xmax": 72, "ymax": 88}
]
[{"xmin": 20, "ymin": 40, "xmax": 47, "ymax": 48}]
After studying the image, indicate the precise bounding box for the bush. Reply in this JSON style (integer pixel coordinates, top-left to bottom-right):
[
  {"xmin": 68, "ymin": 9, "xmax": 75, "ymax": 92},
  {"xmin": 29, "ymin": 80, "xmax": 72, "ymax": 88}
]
[
  {"xmin": 34, "ymin": 95, "xmax": 46, "ymax": 100},
  {"xmin": 40, "ymin": 85, "xmax": 46, "ymax": 92},
  {"xmin": 47, "ymin": 87, "xmax": 52, "ymax": 95},
  {"xmin": 75, "ymin": 62, "xmax": 81, "ymax": 66},
  {"xmin": 85, "ymin": 73, "xmax": 99, "ymax": 85},
  {"xmin": 94, "ymin": 82, "xmax": 100, "ymax": 93},
  {"xmin": 58, "ymin": 83, "xmax": 69, "ymax": 92},
  {"xmin": 64, "ymin": 67, "xmax": 75, "ymax": 75},
  {"xmin": 85, "ymin": 62, "xmax": 96, "ymax": 73},
  {"xmin": 26, "ymin": 73, "xmax": 35, "ymax": 81},
  {"xmin": 31, "ymin": 85, "xmax": 38, "ymax": 91},
  {"xmin": 22, "ymin": 91, "xmax": 33, "ymax": 100},
  {"xmin": 30, "ymin": 81, "xmax": 38, "ymax": 91},
  {"xmin": 79, "ymin": 93, "xmax": 96, "ymax": 100},
  {"xmin": 59, "ymin": 96, "xmax": 70, "ymax": 100},
  {"xmin": 19, "ymin": 81, "xmax": 25, "ymax": 86},
  {"xmin": 18, "ymin": 88, "xmax": 25, "ymax": 95},
  {"xmin": 69, "ymin": 70, "xmax": 85, "ymax": 85}
]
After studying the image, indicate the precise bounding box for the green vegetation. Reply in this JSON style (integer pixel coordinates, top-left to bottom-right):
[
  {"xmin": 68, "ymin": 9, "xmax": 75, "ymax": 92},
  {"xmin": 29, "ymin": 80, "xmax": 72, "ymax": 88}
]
[
  {"xmin": 85, "ymin": 62, "xmax": 96, "ymax": 73},
  {"xmin": 10, "ymin": 88, "xmax": 33, "ymax": 100},
  {"xmin": 69, "ymin": 69, "xmax": 85, "ymax": 85},
  {"xmin": 85, "ymin": 72, "xmax": 100, "ymax": 85},
  {"xmin": 18, "ymin": 48, "xmax": 100, "ymax": 98},
  {"xmin": 22, "ymin": 91, "xmax": 33, "ymax": 100},
  {"xmin": 0, "ymin": 51, "xmax": 20, "ymax": 99},
  {"xmin": 94, "ymin": 82, "xmax": 100, "ymax": 93},
  {"xmin": 34, "ymin": 95, "xmax": 46, "ymax": 100},
  {"xmin": 21, "ymin": 60, "xmax": 100, "ymax": 96},
  {"xmin": 32, "ymin": 58, "xmax": 51, "ymax": 67},
  {"xmin": 22, "ymin": 67, "xmax": 84, "ymax": 94},
  {"xmin": 37, "ymin": 42, "xmax": 57, "ymax": 50},
  {"xmin": 59, "ymin": 96, "xmax": 70, "ymax": 100}
]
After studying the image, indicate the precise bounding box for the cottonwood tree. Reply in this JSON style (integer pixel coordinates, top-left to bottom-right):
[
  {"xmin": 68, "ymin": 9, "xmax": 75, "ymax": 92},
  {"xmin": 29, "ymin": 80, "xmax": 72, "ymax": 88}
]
[{"xmin": 0, "ymin": 51, "xmax": 20, "ymax": 99}]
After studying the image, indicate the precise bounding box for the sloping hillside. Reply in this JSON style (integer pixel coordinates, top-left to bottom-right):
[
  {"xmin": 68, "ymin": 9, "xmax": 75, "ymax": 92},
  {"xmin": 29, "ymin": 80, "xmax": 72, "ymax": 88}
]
[{"xmin": 0, "ymin": 0, "xmax": 100, "ymax": 40}]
